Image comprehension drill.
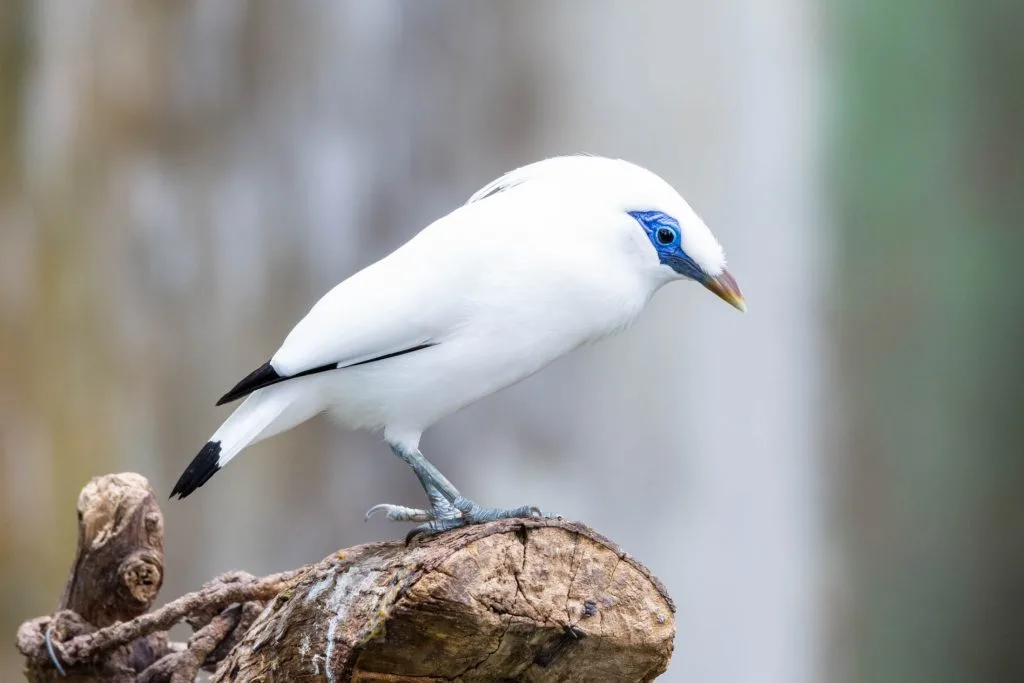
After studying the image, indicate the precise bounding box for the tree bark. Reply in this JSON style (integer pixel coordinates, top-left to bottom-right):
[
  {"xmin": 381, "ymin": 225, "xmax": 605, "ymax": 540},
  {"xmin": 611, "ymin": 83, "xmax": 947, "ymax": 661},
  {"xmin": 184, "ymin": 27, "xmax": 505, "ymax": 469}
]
[{"xmin": 216, "ymin": 518, "xmax": 674, "ymax": 683}]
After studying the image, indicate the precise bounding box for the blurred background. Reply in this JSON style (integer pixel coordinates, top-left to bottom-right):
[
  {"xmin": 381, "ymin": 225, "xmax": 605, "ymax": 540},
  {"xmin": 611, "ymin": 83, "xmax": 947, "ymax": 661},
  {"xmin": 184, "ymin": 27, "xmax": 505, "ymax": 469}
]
[{"xmin": 0, "ymin": 1, "xmax": 1021, "ymax": 682}]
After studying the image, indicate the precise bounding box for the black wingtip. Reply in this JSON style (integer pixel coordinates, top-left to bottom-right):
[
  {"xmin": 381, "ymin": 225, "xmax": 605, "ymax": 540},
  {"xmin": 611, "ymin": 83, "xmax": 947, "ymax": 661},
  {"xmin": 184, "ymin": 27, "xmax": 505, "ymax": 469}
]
[
  {"xmin": 170, "ymin": 441, "xmax": 222, "ymax": 499},
  {"xmin": 216, "ymin": 362, "xmax": 280, "ymax": 406}
]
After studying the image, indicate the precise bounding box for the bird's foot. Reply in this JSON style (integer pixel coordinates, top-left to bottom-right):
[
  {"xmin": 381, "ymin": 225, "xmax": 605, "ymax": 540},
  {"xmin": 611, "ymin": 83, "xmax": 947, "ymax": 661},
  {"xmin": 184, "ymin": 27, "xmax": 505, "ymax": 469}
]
[
  {"xmin": 408, "ymin": 497, "xmax": 555, "ymax": 541},
  {"xmin": 365, "ymin": 496, "xmax": 556, "ymax": 542},
  {"xmin": 365, "ymin": 480, "xmax": 463, "ymax": 523},
  {"xmin": 453, "ymin": 496, "xmax": 547, "ymax": 523},
  {"xmin": 365, "ymin": 502, "xmax": 463, "ymax": 542},
  {"xmin": 364, "ymin": 503, "xmax": 437, "ymax": 523}
]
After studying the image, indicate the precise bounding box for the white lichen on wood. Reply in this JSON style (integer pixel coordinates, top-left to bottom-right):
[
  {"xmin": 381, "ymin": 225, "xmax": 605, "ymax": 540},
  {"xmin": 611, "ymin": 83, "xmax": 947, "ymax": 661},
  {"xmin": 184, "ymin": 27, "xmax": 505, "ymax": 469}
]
[{"xmin": 215, "ymin": 518, "xmax": 675, "ymax": 682}]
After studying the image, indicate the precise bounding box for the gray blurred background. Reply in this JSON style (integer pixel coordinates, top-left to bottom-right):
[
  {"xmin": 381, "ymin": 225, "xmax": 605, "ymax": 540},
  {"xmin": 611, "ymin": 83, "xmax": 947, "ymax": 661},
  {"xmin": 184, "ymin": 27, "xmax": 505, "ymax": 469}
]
[{"xmin": 1, "ymin": 1, "xmax": 1021, "ymax": 682}]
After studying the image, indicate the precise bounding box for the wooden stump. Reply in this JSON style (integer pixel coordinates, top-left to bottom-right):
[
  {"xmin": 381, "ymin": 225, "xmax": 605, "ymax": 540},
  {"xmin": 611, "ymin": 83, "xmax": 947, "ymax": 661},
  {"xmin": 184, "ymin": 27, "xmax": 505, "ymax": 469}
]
[
  {"xmin": 60, "ymin": 473, "xmax": 165, "ymax": 628},
  {"xmin": 19, "ymin": 473, "xmax": 169, "ymax": 683},
  {"xmin": 216, "ymin": 518, "xmax": 675, "ymax": 682},
  {"xmin": 17, "ymin": 473, "xmax": 676, "ymax": 682}
]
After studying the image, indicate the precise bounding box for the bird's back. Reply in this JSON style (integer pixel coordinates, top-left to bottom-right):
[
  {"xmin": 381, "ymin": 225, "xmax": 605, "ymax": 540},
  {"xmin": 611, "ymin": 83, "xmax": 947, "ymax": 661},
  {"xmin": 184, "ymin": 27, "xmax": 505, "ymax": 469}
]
[{"xmin": 272, "ymin": 184, "xmax": 652, "ymax": 434}]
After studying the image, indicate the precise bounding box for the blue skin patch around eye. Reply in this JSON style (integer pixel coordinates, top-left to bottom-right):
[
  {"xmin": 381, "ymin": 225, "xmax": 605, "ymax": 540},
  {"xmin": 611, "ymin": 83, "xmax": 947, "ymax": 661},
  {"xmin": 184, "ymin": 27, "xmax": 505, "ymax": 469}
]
[{"xmin": 628, "ymin": 210, "xmax": 706, "ymax": 281}]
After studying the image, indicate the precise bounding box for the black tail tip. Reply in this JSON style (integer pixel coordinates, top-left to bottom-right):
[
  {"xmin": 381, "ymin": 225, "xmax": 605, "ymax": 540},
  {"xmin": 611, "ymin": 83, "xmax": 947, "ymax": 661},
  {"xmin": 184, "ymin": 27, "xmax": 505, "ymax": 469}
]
[{"xmin": 170, "ymin": 441, "xmax": 222, "ymax": 499}]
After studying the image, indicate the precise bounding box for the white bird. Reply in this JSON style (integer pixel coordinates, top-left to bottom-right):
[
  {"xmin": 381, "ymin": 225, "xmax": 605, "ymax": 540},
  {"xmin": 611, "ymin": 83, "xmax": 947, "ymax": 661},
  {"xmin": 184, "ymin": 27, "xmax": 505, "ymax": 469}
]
[{"xmin": 171, "ymin": 155, "xmax": 745, "ymax": 536}]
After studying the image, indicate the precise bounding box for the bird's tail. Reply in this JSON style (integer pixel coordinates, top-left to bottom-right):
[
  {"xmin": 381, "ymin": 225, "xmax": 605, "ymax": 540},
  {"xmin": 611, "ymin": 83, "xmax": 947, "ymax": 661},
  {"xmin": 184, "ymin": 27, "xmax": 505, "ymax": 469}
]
[{"xmin": 170, "ymin": 383, "xmax": 324, "ymax": 499}]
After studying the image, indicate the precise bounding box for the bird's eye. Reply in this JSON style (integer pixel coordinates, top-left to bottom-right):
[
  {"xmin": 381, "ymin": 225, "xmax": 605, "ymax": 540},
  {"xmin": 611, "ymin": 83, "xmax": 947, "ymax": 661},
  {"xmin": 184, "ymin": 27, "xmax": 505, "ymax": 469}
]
[{"xmin": 656, "ymin": 226, "xmax": 676, "ymax": 245}]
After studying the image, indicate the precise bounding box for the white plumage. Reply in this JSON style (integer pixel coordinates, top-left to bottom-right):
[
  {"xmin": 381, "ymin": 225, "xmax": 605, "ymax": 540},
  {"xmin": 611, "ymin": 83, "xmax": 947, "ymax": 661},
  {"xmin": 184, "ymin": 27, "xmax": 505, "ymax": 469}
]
[{"xmin": 172, "ymin": 155, "xmax": 744, "ymax": 532}]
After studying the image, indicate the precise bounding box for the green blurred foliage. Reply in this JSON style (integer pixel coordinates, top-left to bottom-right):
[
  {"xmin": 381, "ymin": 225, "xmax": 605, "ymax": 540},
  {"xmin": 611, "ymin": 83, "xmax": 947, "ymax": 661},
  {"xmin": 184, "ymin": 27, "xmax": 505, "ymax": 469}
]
[{"xmin": 834, "ymin": 0, "xmax": 1024, "ymax": 681}]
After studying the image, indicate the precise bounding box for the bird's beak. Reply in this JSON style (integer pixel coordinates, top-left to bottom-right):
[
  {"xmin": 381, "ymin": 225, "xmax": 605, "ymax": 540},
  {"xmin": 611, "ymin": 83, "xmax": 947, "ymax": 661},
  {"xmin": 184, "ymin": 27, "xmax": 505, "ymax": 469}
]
[{"xmin": 701, "ymin": 269, "xmax": 746, "ymax": 312}]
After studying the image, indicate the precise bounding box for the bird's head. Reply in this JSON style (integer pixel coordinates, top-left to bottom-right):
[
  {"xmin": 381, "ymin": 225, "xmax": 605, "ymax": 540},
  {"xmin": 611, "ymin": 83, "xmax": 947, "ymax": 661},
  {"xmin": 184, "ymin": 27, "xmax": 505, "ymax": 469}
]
[
  {"xmin": 471, "ymin": 156, "xmax": 745, "ymax": 311},
  {"xmin": 614, "ymin": 160, "xmax": 745, "ymax": 312},
  {"xmin": 626, "ymin": 206, "xmax": 745, "ymax": 312}
]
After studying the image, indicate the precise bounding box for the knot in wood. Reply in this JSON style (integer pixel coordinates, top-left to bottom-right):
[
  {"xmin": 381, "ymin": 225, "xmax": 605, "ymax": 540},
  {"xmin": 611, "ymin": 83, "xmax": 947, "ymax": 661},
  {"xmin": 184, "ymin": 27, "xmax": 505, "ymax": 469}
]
[{"xmin": 119, "ymin": 551, "xmax": 164, "ymax": 608}]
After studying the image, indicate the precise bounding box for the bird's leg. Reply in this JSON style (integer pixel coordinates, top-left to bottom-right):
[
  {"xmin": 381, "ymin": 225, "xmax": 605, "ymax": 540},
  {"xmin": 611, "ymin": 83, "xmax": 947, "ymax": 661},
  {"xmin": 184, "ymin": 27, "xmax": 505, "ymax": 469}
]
[
  {"xmin": 365, "ymin": 442, "xmax": 551, "ymax": 538},
  {"xmin": 388, "ymin": 442, "xmax": 462, "ymax": 504},
  {"xmin": 365, "ymin": 443, "xmax": 462, "ymax": 523}
]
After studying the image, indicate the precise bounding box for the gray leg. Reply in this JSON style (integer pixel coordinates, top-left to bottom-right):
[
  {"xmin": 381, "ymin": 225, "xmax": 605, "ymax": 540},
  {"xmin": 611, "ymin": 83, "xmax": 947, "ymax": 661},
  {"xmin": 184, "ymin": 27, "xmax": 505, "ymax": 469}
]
[
  {"xmin": 365, "ymin": 443, "xmax": 461, "ymax": 522},
  {"xmin": 387, "ymin": 442, "xmax": 461, "ymax": 501},
  {"xmin": 365, "ymin": 442, "xmax": 552, "ymax": 538}
]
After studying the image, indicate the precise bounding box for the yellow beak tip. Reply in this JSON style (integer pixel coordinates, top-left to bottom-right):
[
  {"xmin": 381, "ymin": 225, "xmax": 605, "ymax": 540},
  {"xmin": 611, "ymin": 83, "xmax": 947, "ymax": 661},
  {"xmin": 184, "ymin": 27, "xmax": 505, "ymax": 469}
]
[{"xmin": 703, "ymin": 269, "xmax": 746, "ymax": 313}]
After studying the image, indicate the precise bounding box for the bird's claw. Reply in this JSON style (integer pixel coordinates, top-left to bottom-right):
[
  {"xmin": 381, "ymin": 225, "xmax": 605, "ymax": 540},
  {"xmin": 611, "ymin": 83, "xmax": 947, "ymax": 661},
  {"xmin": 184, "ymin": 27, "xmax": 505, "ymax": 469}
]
[
  {"xmin": 364, "ymin": 503, "xmax": 435, "ymax": 523},
  {"xmin": 369, "ymin": 493, "xmax": 551, "ymax": 542},
  {"xmin": 403, "ymin": 502, "xmax": 553, "ymax": 542},
  {"xmin": 405, "ymin": 516, "xmax": 469, "ymax": 543},
  {"xmin": 453, "ymin": 497, "xmax": 545, "ymax": 523}
]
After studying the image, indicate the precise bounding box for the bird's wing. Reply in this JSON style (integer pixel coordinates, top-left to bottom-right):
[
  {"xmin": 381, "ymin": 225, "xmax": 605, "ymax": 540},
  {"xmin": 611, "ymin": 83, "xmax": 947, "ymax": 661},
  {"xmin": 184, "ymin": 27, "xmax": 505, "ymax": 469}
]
[{"xmin": 217, "ymin": 234, "xmax": 469, "ymax": 406}]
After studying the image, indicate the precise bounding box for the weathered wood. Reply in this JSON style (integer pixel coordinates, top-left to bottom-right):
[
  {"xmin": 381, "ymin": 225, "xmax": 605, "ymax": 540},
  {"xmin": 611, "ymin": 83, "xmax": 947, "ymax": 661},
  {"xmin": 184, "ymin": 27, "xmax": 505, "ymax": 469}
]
[
  {"xmin": 214, "ymin": 518, "xmax": 675, "ymax": 683},
  {"xmin": 17, "ymin": 473, "xmax": 676, "ymax": 682},
  {"xmin": 18, "ymin": 569, "xmax": 302, "ymax": 682},
  {"xmin": 19, "ymin": 473, "xmax": 169, "ymax": 683},
  {"xmin": 60, "ymin": 473, "xmax": 165, "ymax": 627}
]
